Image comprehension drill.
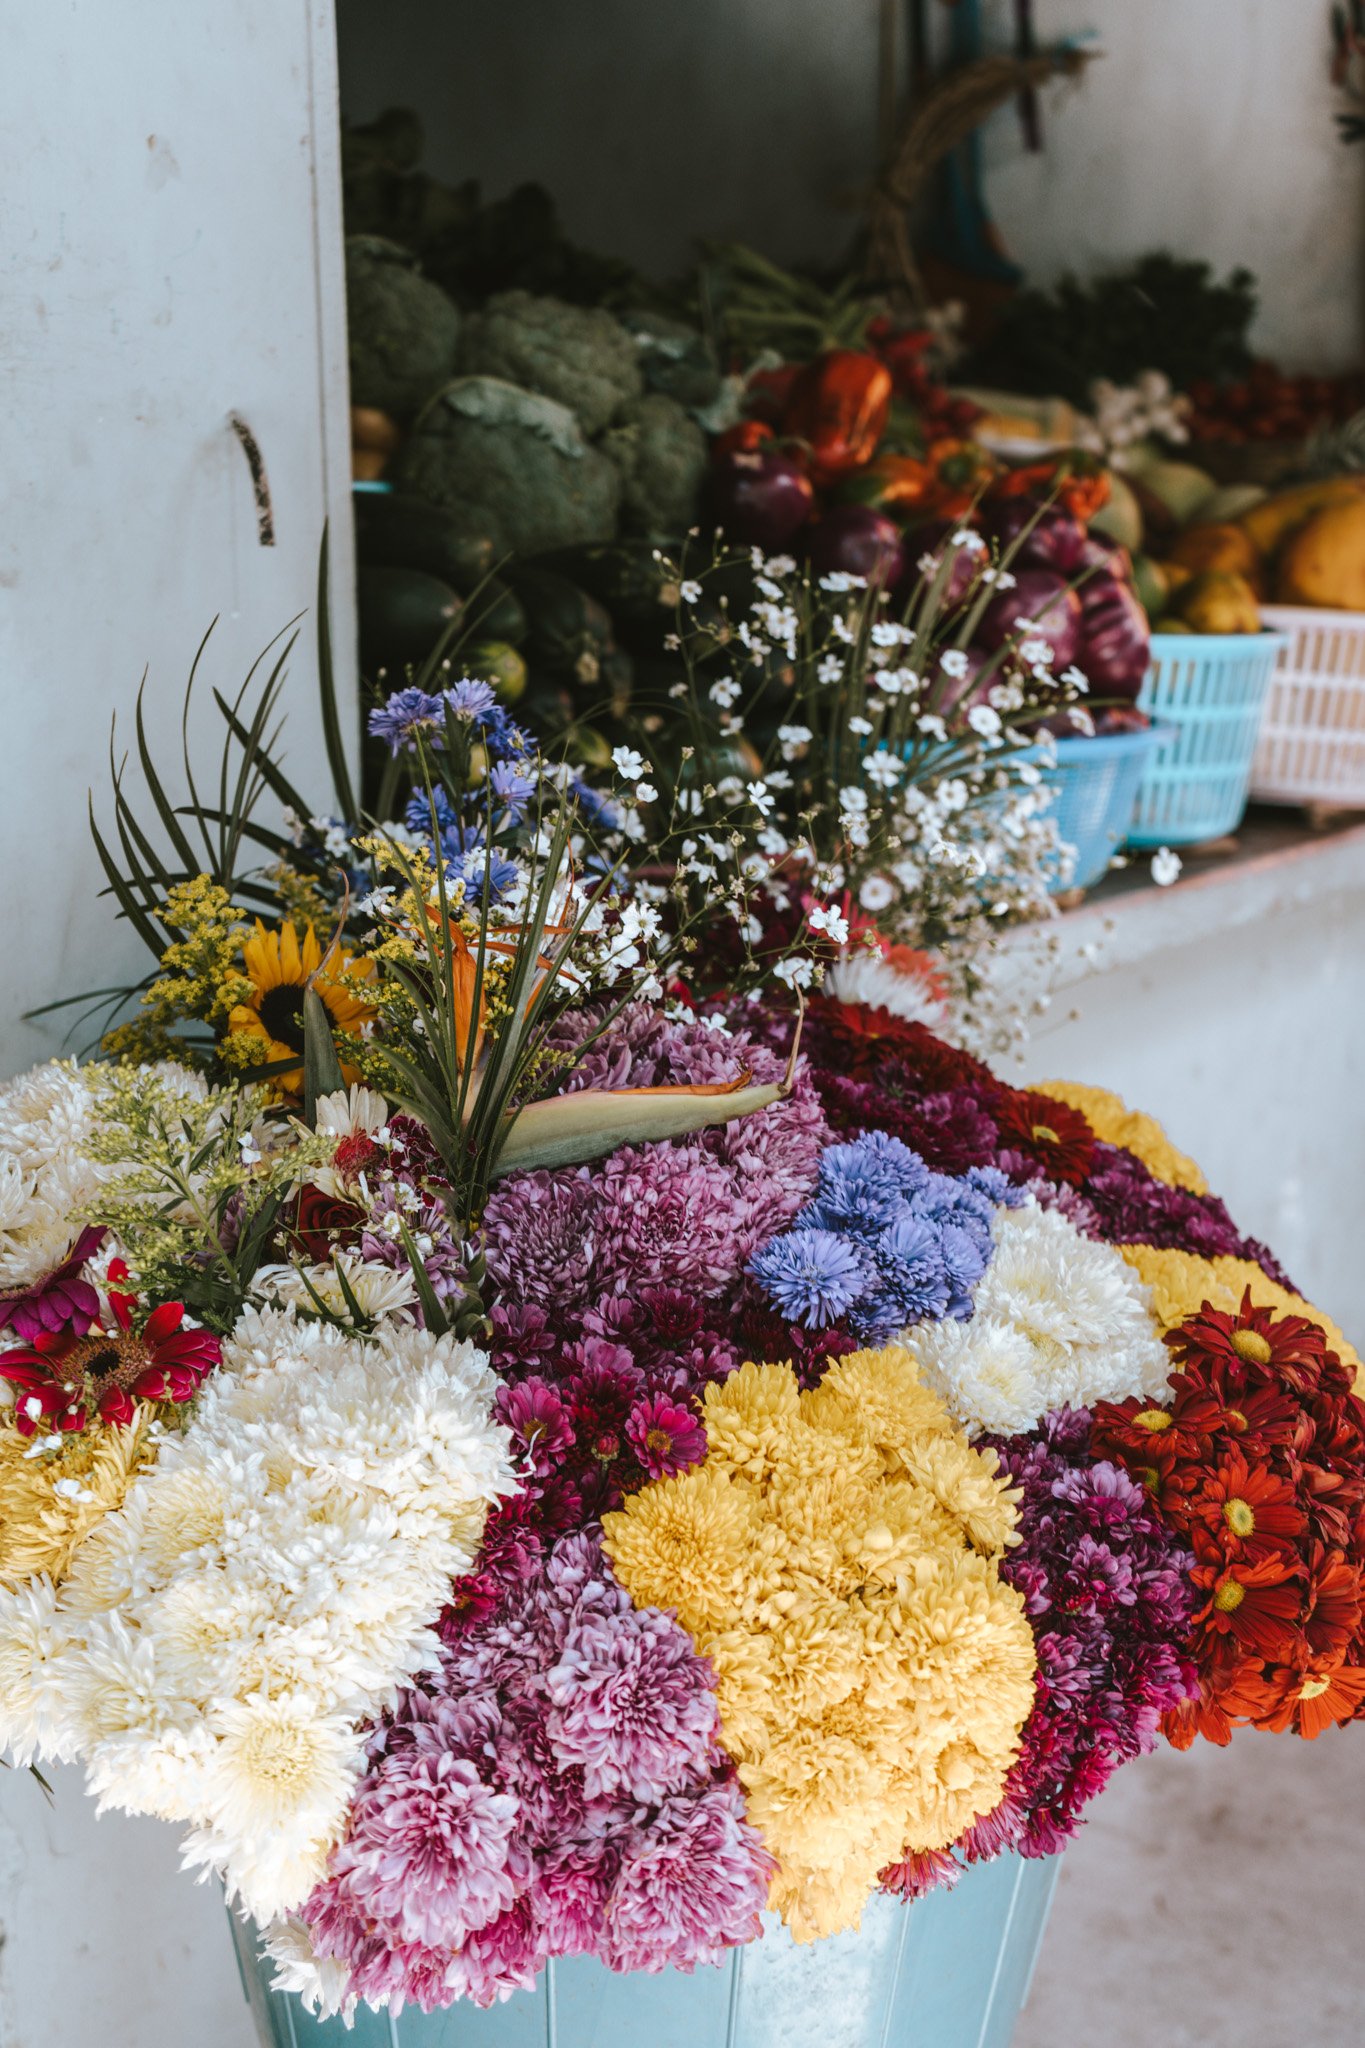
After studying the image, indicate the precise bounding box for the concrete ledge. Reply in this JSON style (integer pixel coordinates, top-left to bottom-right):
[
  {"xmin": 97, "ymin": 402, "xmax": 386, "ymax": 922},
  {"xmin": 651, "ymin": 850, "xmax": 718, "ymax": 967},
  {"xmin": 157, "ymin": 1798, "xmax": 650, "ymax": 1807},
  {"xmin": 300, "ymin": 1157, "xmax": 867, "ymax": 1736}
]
[{"xmin": 1042, "ymin": 814, "xmax": 1365, "ymax": 990}]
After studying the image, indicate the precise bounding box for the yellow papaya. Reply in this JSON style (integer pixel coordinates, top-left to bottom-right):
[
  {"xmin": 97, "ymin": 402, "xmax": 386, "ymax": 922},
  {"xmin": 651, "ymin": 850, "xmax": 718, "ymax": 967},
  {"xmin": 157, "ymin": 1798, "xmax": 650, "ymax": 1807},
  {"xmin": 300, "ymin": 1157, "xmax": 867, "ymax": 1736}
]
[
  {"xmin": 1237, "ymin": 475, "xmax": 1365, "ymax": 557},
  {"xmin": 1170, "ymin": 570, "xmax": 1262, "ymax": 635},
  {"xmin": 1166, "ymin": 522, "xmax": 1262, "ymax": 588},
  {"xmin": 1274, "ymin": 498, "xmax": 1365, "ymax": 610}
]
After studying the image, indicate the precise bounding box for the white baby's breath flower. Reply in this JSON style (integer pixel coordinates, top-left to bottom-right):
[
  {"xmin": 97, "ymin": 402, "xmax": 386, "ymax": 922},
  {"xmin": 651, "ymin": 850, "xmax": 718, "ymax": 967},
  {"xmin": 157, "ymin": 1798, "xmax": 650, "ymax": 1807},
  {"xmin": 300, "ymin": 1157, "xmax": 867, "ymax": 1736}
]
[
  {"xmin": 864, "ymin": 749, "xmax": 904, "ymax": 790},
  {"xmin": 1150, "ymin": 847, "xmax": 1182, "ymax": 888},
  {"xmin": 806, "ymin": 903, "xmax": 850, "ymax": 945},
  {"xmin": 857, "ymin": 874, "xmax": 895, "ymax": 913}
]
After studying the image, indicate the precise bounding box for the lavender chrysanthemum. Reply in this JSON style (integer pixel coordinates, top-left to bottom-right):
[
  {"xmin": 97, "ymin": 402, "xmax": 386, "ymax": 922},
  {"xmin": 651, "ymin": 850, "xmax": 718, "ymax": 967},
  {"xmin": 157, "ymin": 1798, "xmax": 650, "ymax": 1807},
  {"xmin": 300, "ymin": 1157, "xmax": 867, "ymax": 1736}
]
[{"xmin": 749, "ymin": 1130, "xmax": 1010, "ymax": 1341}]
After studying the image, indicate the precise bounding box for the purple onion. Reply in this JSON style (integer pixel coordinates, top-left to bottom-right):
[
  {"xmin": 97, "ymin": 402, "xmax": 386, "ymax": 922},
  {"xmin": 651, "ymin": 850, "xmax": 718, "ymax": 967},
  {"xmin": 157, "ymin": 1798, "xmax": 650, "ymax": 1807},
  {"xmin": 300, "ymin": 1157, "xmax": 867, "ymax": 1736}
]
[
  {"xmin": 1075, "ymin": 575, "xmax": 1151, "ymax": 702},
  {"xmin": 977, "ymin": 567, "xmax": 1082, "ymax": 671},
  {"xmin": 806, "ymin": 505, "xmax": 907, "ymax": 588},
  {"xmin": 986, "ymin": 501, "xmax": 1090, "ymax": 575},
  {"xmin": 904, "ymin": 521, "xmax": 984, "ymax": 609},
  {"xmin": 706, "ymin": 448, "xmax": 815, "ymax": 550}
]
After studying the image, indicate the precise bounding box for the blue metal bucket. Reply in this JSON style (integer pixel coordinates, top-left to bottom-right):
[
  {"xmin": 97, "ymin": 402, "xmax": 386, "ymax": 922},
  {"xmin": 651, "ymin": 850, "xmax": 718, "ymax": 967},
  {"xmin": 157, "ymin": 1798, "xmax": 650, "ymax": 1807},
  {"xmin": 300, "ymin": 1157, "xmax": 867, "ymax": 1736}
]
[{"xmin": 231, "ymin": 1851, "xmax": 1059, "ymax": 2048}]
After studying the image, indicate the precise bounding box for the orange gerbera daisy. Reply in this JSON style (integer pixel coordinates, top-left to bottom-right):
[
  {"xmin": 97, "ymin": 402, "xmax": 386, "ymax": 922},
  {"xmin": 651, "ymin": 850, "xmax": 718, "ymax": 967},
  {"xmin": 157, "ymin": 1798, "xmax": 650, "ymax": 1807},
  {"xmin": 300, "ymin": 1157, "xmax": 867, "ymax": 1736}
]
[
  {"xmin": 1190, "ymin": 1552, "xmax": 1304, "ymax": 1663},
  {"xmin": 1185, "ymin": 1449, "xmax": 1306, "ymax": 1564},
  {"xmin": 1221, "ymin": 1656, "xmax": 1365, "ymax": 1739},
  {"xmin": 228, "ymin": 919, "xmax": 376, "ymax": 1094}
]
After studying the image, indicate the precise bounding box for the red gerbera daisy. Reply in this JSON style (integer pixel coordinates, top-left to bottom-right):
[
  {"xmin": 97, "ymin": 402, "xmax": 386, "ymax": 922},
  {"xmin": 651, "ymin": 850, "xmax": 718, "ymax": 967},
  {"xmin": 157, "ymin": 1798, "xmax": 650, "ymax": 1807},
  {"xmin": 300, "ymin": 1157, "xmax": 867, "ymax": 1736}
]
[
  {"xmin": 1300, "ymin": 1548, "xmax": 1363, "ymax": 1665},
  {"xmin": 0, "ymin": 1287, "xmax": 220, "ymax": 1434},
  {"xmin": 989, "ymin": 1087, "xmax": 1096, "ymax": 1187},
  {"xmin": 1168, "ymin": 1292, "xmax": 1330, "ymax": 1395}
]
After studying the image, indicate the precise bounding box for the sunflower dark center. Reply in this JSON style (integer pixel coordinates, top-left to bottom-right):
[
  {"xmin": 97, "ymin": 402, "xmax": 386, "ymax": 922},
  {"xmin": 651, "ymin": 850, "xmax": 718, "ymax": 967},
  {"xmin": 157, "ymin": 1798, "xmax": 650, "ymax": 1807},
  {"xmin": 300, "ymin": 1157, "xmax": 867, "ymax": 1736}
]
[{"xmin": 259, "ymin": 984, "xmax": 308, "ymax": 1054}]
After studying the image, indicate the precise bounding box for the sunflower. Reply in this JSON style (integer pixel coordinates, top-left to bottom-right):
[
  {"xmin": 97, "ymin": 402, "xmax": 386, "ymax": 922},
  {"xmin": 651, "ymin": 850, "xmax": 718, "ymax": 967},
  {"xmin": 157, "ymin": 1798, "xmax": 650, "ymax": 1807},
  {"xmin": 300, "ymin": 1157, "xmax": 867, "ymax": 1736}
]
[{"xmin": 228, "ymin": 920, "xmax": 376, "ymax": 1093}]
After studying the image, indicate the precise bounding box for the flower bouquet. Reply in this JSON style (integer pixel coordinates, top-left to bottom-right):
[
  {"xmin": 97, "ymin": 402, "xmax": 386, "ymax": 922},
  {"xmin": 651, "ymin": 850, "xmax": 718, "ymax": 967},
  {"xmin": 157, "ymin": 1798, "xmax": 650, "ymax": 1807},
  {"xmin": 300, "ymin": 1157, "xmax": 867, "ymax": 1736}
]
[{"xmin": 0, "ymin": 553, "xmax": 1359, "ymax": 2044}]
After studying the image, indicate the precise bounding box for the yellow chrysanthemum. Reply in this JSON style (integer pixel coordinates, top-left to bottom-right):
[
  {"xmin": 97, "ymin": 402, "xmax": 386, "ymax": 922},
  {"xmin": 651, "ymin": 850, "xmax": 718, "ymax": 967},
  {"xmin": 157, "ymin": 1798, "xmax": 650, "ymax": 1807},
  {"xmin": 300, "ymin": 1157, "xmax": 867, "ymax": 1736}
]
[
  {"xmin": 1119, "ymin": 1245, "xmax": 1361, "ymax": 1380},
  {"xmin": 603, "ymin": 1350, "xmax": 1036, "ymax": 1944},
  {"xmin": 1036, "ymin": 1079, "xmax": 1208, "ymax": 1193},
  {"xmin": 227, "ymin": 920, "xmax": 376, "ymax": 1094},
  {"xmin": 799, "ymin": 1344, "xmax": 949, "ymax": 1448},
  {"xmin": 603, "ymin": 1462, "xmax": 758, "ymax": 1631},
  {"xmin": 0, "ymin": 1409, "xmax": 156, "ymax": 1589}
]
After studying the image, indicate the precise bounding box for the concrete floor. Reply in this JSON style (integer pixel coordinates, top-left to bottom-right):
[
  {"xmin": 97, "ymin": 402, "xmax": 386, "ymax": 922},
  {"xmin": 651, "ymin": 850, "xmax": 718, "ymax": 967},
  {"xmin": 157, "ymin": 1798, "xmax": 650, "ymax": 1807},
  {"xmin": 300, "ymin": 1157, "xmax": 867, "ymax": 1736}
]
[{"xmin": 1013, "ymin": 1728, "xmax": 1365, "ymax": 2048}]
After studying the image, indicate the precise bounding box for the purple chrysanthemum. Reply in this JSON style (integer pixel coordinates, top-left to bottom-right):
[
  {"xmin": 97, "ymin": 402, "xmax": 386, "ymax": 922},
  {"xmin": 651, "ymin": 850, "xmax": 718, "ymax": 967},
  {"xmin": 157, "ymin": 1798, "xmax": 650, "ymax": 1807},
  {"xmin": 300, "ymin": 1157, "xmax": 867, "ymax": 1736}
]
[
  {"xmin": 301, "ymin": 1530, "xmax": 770, "ymax": 2012},
  {"xmin": 0, "ymin": 1224, "xmax": 104, "ymax": 1340},
  {"xmin": 882, "ymin": 1404, "xmax": 1197, "ymax": 1899},
  {"xmin": 1081, "ymin": 1142, "xmax": 1297, "ymax": 1288}
]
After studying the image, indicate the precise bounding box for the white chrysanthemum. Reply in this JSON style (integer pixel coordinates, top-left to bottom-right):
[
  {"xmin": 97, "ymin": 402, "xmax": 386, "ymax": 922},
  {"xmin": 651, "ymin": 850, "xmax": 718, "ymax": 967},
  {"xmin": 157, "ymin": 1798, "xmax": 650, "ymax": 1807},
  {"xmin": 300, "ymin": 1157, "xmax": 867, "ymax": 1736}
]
[
  {"xmin": 263, "ymin": 1914, "xmax": 363, "ymax": 2021},
  {"xmin": 824, "ymin": 948, "xmax": 948, "ymax": 1029},
  {"xmin": 0, "ymin": 1305, "xmax": 515, "ymax": 1922},
  {"xmin": 911, "ymin": 1316, "xmax": 1045, "ymax": 1438},
  {"xmin": 0, "ymin": 1579, "xmax": 76, "ymax": 1765},
  {"xmin": 0, "ymin": 1061, "xmax": 107, "ymax": 1288},
  {"xmin": 251, "ymin": 1255, "xmax": 417, "ymax": 1323},
  {"xmin": 87, "ymin": 1720, "xmax": 217, "ymax": 1822},
  {"xmin": 909, "ymin": 1202, "xmax": 1169, "ymax": 1435}
]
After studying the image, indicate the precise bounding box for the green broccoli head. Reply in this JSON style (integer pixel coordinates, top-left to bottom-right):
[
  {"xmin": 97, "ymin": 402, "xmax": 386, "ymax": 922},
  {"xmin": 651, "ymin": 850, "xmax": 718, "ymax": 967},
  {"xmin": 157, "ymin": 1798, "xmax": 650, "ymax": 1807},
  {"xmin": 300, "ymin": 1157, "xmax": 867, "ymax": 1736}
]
[
  {"xmin": 619, "ymin": 310, "xmax": 725, "ymax": 416},
  {"xmin": 394, "ymin": 376, "xmax": 621, "ymax": 557},
  {"xmin": 457, "ymin": 289, "xmax": 644, "ymax": 435},
  {"xmin": 345, "ymin": 236, "xmax": 460, "ymax": 417},
  {"xmin": 602, "ymin": 394, "xmax": 708, "ymax": 540}
]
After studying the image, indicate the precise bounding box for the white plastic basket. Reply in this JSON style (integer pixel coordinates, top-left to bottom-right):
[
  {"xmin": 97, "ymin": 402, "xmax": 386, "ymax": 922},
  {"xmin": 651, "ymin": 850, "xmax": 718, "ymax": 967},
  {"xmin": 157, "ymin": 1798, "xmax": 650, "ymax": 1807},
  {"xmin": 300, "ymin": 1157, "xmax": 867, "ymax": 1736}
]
[{"xmin": 1251, "ymin": 605, "xmax": 1365, "ymax": 806}]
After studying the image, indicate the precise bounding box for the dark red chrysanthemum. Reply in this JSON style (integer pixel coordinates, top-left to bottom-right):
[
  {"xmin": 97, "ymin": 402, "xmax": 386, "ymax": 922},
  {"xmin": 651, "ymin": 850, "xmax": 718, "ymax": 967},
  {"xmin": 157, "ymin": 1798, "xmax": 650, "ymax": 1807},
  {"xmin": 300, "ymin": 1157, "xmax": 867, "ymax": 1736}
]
[{"xmin": 988, "ymin": 1088, "xmax": 1096, "ymax": 1188}]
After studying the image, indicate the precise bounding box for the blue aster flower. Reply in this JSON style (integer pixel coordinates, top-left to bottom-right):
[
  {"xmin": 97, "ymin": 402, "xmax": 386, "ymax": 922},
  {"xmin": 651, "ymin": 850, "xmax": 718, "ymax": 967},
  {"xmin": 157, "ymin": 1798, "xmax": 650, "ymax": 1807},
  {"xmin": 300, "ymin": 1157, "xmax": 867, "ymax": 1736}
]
[
  {"xmin": 489, "ymin": 760, "xmax": 540, "ymax": 819},
  {"xmin": 570, "ymin": 777, "xmax": 624, "ymax": 833},
  {"xmin": 803, "ymin": 1130, "xmax": 929, "ymax": 1235},
  {"xmin": 748, "ymin": 1229, "xmax": 869, "ymax": 1329},
  {"xmin": 368, "ymin": 687, "xmax": 447, "ymax": 755},
  {"xmin": 442, "ymin": 678, "xmax": 499, "ymax": 721},
  {"xmin": 404, "ymin": 785, "xmax": 459, "ymax": 837},
  {"xmin": 448, "ymin": 846, "xmax": 521, "ymax": 905}
]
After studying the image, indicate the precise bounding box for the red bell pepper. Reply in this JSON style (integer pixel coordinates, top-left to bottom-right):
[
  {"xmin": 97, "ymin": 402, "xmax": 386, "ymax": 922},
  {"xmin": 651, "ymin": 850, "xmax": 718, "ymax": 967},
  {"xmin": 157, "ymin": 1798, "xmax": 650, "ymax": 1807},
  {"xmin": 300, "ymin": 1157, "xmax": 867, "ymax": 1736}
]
[{"xmin": 781, "ymin": 350, "xmax": 893, "ymax": 486}]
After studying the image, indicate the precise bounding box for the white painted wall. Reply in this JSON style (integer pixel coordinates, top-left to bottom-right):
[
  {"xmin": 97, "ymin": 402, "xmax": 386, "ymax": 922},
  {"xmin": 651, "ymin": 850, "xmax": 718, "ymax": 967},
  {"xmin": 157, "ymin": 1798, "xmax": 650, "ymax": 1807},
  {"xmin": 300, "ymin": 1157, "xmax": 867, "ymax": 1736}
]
[
  {"xmin": 335, "ymin": 0, "xmax": 1365, "ymax": 368},
  {"xmin": 0, "ymin": 0, "xmax": 356, "ymax": 1081},
  {"xmin": 1015, "ymin": 843, "xmax": 1365, "ymax": 1340},
  {"xmin": 0, "ymin": 4, "xmax": 353, "ymax": 2044}
]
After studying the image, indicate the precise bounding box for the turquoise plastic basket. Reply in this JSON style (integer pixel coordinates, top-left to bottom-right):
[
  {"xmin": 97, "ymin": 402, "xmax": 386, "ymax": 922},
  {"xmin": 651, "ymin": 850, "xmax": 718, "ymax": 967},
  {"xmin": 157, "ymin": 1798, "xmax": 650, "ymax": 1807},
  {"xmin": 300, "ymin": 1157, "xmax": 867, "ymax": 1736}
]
[
  {"xmin": 1130, "ymin": 631, "xmax": 1287, "ymax": 847},
  {"xmin": 1034, "ymin": 724, "xmax": 1166, "ymax": 893},
  {"xmin": 231, "ymin": 1851, "xmax": 1060, "ymax": 2048}
]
